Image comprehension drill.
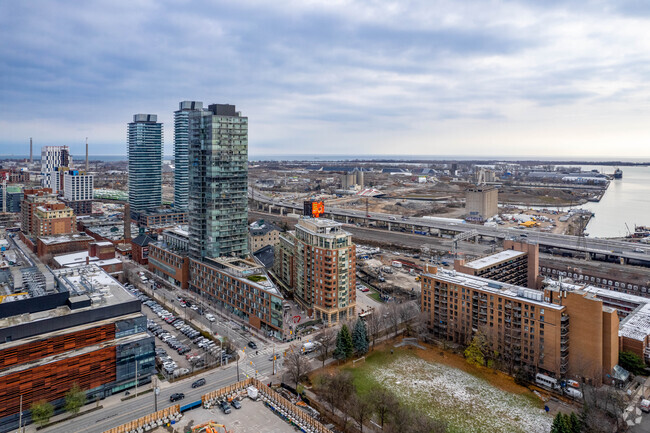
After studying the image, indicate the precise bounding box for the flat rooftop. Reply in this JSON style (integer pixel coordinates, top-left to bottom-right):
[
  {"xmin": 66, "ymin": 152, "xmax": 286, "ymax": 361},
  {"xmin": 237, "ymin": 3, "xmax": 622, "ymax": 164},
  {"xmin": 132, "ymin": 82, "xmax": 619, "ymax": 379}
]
[
  {"xmin": 296, "ymin": 217, "xmax": 351, "ymax": 237},
  {"xmin": 53, "ymin": 251, "xmax": 121, "ymax": 268},
  {"xmin": 53, "ymin": 264, "xmax": 133, "ymax": 303},
  {"xmin": 464, "ymin": 250, "xmax": 526, "ymax": 270},
  {"xmin": 38, "ymin": 233, "xmax": 95, "ymax": 245},
  {"xmin": 424, "ymin": 269, "xmax": 564, "ymax": 310},
  {"xmin": 545, "ymin": 279, "xmax": 650, "ymax": 341},
  {"xmin": 0, "ymin": 264, "xmax": 138, "ymax": 330},
  {"xmin": 202, "ymin": 257, "xmax": 282, "ymax": 297}
]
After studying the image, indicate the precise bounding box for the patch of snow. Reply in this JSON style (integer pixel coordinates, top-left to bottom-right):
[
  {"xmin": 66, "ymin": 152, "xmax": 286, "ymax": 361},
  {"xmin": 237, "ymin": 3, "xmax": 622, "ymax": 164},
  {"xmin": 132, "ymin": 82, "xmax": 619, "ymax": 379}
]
[{"xmin": 371, "ymin": 356, "xmax": 552, "ymax": 433}]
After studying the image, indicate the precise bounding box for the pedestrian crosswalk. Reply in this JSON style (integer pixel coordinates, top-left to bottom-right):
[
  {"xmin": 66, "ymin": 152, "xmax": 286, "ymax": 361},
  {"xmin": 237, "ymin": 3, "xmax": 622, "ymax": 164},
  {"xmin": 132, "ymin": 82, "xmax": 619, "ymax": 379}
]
[{"xmin": 246, "ymin": 346, "xmax": 275, "ymax": 358}]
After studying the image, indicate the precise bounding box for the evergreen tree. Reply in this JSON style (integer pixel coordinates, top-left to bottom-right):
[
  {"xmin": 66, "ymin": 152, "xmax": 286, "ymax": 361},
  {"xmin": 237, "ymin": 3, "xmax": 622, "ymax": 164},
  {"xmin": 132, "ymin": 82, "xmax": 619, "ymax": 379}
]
[
  {"xmin": 352, "ymin": 319, "xmax": 369, "ymax": 355},
  {"xmin": 550, "ymin": 413, "xmax": 570, "ymax": 433},
  {"xmin": 568, "ymin": 412, "xmax": 581, "ymax": 433},
  {"xmin": 334, "ymin": 325, "xmax": 354, "ymax": 360}
]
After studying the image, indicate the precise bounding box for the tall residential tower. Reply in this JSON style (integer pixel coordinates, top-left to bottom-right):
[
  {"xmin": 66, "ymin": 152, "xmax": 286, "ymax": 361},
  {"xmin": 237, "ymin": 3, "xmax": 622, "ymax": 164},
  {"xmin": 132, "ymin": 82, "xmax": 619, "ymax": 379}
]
[
  {"xmin": 174, "ymin": 101, "xmax": 203, "ymax": 211},
  {"xmin": 41, "ymin": 145, "xmax": 72, "ymax": 191},
  {"xmin": 187, "ymin": 104, "xmax": 248, "ymax": 260},
  {"xmin": 127, "ymin": 114, "xmax": 163, "ymax": 213}
]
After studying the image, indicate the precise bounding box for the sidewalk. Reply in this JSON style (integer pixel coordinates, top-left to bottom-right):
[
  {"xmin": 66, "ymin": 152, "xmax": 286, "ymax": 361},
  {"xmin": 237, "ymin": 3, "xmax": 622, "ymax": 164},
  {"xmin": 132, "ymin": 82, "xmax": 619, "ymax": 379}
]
[
  {"xmin": 137, "ymin": 267, "xmax": 273, "ymax": 345},
  {"xmin": 624, "ymin": 375, "xmax": 650, "ymax": 428}
]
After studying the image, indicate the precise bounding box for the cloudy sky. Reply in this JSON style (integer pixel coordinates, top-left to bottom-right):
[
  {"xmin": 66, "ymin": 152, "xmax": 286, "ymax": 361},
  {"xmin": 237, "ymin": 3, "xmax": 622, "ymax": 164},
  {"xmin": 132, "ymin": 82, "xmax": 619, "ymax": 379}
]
[{"xmin": 2, "ymin": 0, "xmax": 650, "ymax": 158}]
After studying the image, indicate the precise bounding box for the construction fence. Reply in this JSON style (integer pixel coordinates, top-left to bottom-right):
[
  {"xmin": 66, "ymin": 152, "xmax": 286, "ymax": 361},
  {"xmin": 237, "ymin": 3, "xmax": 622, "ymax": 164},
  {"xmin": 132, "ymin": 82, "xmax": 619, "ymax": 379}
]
[
  {"xmin": 103, "ymin": 378, "xmax": 331, "ymax": 433},
  {"xmin": 102, "ymin": 404, "xmax": 181, "ymax": 433},
  {"xmin": 203, "ymin": 378, "xmax": 331, "ymax": 433}
]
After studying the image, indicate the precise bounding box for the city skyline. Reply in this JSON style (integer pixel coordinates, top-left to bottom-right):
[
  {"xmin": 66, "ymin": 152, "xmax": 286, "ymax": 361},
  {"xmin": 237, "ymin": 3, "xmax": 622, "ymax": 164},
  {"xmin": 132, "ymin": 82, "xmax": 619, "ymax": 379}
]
[{"xmin": 2, "ymin": 1, "xmax": 650, "ymax": 158}]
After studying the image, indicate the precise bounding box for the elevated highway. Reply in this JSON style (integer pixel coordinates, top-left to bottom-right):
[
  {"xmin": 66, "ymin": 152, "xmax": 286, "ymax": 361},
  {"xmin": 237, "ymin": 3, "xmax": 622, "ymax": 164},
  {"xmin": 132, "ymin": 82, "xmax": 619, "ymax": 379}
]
[{"xmin": 249, "ymin": 192, "xmax": 650, "ymax": 266}]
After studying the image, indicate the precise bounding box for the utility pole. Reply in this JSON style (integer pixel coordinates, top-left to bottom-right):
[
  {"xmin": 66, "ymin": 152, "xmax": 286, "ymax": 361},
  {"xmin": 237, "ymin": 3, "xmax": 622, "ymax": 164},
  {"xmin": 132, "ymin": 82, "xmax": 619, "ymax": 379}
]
[
  {"xmin": 272, "ymin": 343, "xmax": 276, "ymax": 376},
  {"xmin": 18, "ymin": 394, "xmax": 22, "ymax": 433},
  {"xmin": 153, "ymin": 375, "xmax": 159, "ymax": 412}
]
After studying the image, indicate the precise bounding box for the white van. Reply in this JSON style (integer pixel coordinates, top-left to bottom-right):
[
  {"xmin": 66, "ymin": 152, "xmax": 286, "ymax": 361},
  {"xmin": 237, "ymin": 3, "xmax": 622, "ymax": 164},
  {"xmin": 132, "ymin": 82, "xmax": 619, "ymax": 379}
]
[{"xmin": 535, "ymin": 373, "xmax": 561, "ymax": 390}]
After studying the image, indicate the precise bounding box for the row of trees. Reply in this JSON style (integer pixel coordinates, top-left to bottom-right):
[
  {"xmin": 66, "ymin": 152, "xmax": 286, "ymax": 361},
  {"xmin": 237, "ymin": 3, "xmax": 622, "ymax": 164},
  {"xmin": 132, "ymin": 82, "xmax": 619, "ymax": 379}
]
[
  {"xmin": 313, "ymin": 301, "xmax": 425, "ymax": 368},
  {"xmin": 284, "ymin": 319, "xmax": 371, "ymax": 386},
  {"xmin": 31, "ymin": 383, "xmax": 86, "ymax": 427},
  {"xmin": 550, "ymin": 412, "xmax": 581, "ymax": 433},
  {"xmin": 316, "ymin": 371, "xmax": 447, "ymax": 433}
]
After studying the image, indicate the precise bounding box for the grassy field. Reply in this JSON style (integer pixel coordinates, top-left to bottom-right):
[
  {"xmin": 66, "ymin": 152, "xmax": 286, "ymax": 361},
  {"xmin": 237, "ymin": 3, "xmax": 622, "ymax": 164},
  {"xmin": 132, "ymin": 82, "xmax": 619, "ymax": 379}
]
[{"xmin": 346, "ymin": 348, "xmax": 551, "ymax": 433}]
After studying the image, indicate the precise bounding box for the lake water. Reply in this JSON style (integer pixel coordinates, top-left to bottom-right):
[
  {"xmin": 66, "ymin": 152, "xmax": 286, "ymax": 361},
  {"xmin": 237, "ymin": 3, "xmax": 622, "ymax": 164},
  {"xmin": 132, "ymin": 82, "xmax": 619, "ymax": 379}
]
[{"xmin": 551, "ymin": 165, "xmax": 650, "ymax": 238}]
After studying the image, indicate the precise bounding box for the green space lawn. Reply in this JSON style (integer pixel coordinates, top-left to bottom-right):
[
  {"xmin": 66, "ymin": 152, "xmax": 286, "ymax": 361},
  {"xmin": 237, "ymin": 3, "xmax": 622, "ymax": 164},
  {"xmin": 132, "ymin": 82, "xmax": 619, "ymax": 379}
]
[{"xmin": 346, "ymin": 350, "xmax": 552, "ymax": 433}]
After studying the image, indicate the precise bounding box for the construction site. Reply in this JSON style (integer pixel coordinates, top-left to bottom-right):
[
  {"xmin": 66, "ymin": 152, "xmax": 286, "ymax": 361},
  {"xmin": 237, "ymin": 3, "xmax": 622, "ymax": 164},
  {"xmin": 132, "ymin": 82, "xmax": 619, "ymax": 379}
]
[{"xmin": 248, "ymin": 160, "xmax": 601, "ymax": 236}]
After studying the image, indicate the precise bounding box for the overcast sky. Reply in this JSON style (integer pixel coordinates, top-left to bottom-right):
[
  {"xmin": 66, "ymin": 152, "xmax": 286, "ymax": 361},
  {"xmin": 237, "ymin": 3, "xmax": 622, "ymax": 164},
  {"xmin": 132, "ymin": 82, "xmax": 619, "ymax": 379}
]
[{"xmin": 2, "ymin": 0, "xmax": 650, "ymax": 158}]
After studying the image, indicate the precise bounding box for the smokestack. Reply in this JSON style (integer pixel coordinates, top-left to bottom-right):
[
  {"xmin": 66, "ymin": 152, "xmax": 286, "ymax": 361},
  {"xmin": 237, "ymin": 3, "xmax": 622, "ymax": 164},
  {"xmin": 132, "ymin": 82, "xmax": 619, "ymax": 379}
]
[
  {"xmin": 124, "ymin": 203, "xmax": 131, "ymax": 241},
  {"xmin": 29, "ymin": 137, "xmax": 33, "ymax": 164},
  {"xmin": 85, "ymin": 137, "xmax": 89, "ymax": 172}
]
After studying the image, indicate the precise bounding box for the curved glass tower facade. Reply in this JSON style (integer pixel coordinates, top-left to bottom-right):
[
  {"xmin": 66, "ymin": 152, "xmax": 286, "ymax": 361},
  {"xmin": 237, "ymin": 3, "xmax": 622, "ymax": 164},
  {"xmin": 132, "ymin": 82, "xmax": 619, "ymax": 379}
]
[
  {"xmin": 174, "ymin": 101, "xmax": 203, "ymax": 211},
  {"xmin": 127, "ymin": 114, "xmax": 163, "ymax": 213}
]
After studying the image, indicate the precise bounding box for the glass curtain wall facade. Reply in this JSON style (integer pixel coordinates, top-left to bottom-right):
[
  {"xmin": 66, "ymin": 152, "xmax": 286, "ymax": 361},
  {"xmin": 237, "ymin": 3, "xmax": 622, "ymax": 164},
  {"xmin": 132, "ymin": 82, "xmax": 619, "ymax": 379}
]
[
  {"xmin": 174, "ymin": 101, "xmax": 203, "ymax": 211},
  {"xmin": 188, "ymin": 104, "xmax": 248, "ymax": 259},
  {"xmin": 127, "ymin": 114, "xmax": 163, "ymax": 213}
]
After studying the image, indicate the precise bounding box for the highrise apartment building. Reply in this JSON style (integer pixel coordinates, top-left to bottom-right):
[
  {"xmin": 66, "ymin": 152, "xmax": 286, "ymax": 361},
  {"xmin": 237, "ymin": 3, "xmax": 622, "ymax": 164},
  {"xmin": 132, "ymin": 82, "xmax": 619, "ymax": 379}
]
[
  {"xmin": 275, "ymin": 218, "xmax": 356, "ymax": 325},
  {"xmin": 174, "ymin": 101, "xmax": 203, "ymax": 211},
  {"xmin": 41, "ymin": 146, "xmax": 71, "ymax": 174},
  {"xmin": 187, "ymin": 104, "xmax": 248, "ymax": 259},
  {"xmin": 62, "ymin": 169, "xmax": 94, "ymax": 215},
  {"xmin": 127, "ymin": 114, "xmax": 163, "ymax": 213},
  {"xmin": 41, "ymin": 146, "xmax": 72, "ymax": 191}
]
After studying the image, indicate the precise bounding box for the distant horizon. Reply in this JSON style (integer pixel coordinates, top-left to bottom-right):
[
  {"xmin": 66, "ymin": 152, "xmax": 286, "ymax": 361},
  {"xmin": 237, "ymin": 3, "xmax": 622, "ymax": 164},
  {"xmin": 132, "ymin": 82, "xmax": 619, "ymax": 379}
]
[{"xmin": 2, "ymin": 153, "xmax": 650, "ymax": 163}]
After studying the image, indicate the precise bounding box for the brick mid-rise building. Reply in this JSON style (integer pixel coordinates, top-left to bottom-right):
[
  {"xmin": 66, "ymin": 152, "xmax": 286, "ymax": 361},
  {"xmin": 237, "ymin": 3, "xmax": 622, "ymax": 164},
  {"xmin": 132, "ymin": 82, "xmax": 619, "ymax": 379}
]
[
  {"xmin": 275, "ymin": 218, "xmax": 356, "ymax": 325},
  {"xmin": 189, "ymin": 257, "xmax": 284, "ymax": 339},
  {"xmin": 455, "ymin": 240, "xmax": 539, "ymax": 289},
  {"xmin": 148, "ymin": 227, "xmax": 190, "ymax": 289},
  {"xmin": 33, "ymin": 202, "xmax": 76, "ymax": 236},
  {"xmin": 20, "ymin": 188, "xmax": 58, "ymax": 236},
  {"xmin": 421, "ymin": 265, "xmax": 621, "ymax": 384}
]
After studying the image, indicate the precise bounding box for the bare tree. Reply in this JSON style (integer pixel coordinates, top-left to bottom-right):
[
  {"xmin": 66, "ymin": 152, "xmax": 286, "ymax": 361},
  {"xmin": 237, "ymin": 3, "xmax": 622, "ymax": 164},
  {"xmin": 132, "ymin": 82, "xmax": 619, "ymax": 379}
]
[
  {"xmin": 386, "ymin": 406, "xmax": 447, "ymax": 433},
  {"xmin": 316, "ymin": 327, "xmax": 337, "ymax": 367},
  {"xmin": 366, "ymin": 306, "xmax": 383, "ymax": 348},
  {"xmin": 399, "ymin": 302, "xmax": 420, "ymax": 337},
  {"xmin": 386, "ymin": 301, "xmax": 401, "ymax": 337},
  {"xmin": 284, "ymin": 345, "xmax": 311, "ymax": 386},
  {"xmin": 350, "ymin": 394, "xmax": 373, "ymax": 433},
  {"xmin": 370, "ymin": 387, "xmax": 399, "ymax": 429}
]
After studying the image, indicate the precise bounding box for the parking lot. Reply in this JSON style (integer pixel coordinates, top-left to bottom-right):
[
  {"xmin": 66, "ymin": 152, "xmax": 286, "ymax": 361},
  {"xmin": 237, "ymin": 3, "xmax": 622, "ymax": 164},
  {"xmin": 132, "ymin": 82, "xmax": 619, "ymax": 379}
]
[{"xmin": 127, "ymin": 285, "xmax": 233, "ymax": 379}]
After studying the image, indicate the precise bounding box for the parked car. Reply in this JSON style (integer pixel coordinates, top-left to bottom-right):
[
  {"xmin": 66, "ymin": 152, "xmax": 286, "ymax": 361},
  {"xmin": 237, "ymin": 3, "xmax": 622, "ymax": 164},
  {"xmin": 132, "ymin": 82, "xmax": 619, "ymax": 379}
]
[
  {"xmin": 205, "ymin": 313, "xmax": 215, "ymax": 322},
  {"xmin": 231, "ymin": 400, "xmax": 241, "ymax": 409},
  {"xmin": 219, "ymin": 400, "xmax": 232, "ymax": 414},
  {"xmin": 169, "ymin": 393, "xmax": 185, "ymax": 402},
  {"xmin": 641, "ymin": 399, "xmax": 650, "ymax": 413},
  {"xmin": 192, "ymin": 378, "xmax": 206, "ymax": 388}
]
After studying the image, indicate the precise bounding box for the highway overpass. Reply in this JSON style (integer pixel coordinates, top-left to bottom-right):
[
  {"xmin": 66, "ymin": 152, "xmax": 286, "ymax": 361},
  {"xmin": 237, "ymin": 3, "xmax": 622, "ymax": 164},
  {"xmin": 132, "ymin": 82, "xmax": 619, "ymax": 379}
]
[{"xmin": 249, "ymin": 192, "xmax": 650, "ymax": 265}]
